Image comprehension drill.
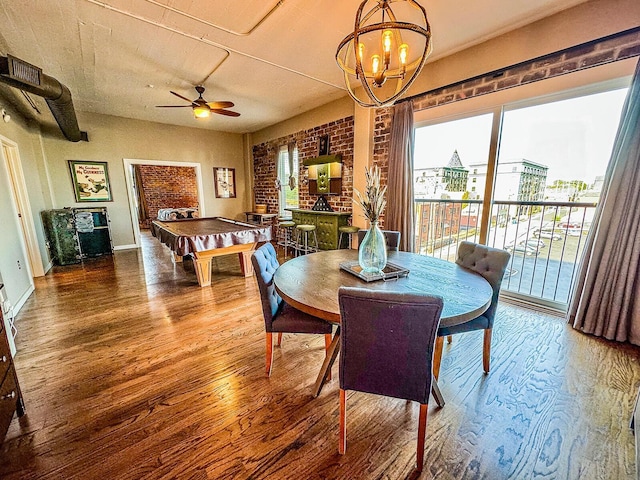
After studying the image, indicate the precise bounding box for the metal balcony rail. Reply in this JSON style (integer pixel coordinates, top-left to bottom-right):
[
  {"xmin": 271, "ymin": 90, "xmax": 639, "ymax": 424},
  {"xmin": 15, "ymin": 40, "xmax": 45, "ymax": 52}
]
[{"xmin": 414, "ymin": 198, "xmax": 597, "ymax": 310}]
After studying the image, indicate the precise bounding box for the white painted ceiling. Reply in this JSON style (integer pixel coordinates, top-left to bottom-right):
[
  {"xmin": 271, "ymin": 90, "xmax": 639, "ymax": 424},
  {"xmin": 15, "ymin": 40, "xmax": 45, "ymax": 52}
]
[{"xmin": 0, "ymin": 0, "xmax": 589, "ymax": 135}]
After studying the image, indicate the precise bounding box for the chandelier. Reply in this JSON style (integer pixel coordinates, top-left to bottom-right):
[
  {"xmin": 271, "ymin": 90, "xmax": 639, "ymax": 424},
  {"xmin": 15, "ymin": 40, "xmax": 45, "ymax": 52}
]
[{"xmin": 336, "ymin": 0, "xmax": 432, "ymax": 107}]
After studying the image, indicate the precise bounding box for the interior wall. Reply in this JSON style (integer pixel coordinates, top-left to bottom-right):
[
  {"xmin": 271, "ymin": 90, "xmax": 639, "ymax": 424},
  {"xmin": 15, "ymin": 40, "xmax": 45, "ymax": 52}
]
[
  {"xmin": 406, "ymin": 0, "xmax": 640, "ymax": 99},
  {"xmin": 0, "ymin": 107, "xmax": 52, "ymax": 309},
  {"xmin": 252, "ymin": 116, "xmax": 355, "ymax": 214},
  {"xmin": 366, "ymin": 30, "xmax": 640, "ymax": 199},
  {"xmin": 252, "ymin": 97, "xmax": 354, "ymax": 146},
  {"xmin": 252, "ymin": 0, "xmax": 640, "ymax": 224},
  {"xmin": 41, "ymin": 112, "xmax": 245, "ymax": 248}
]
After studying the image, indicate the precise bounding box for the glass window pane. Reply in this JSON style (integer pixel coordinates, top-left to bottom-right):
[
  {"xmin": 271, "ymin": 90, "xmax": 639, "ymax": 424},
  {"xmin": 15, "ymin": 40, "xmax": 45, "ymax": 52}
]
[
  {"xmin": 278, "ymin": 146, "xmax": 299, "ymax": 215},
  {"xmin": 414, "ymin": 114, "xmax": 493, "ymax": 260},
  {"xmin": 415, "ymin": 114, "xmax": 493, "ymax": 199},
  {"xmin": 491, "ymin": 88, "xmax": 628, "ymax": 304},
  {"xmin": 497, "ymin": 89, "xmax": 627, "ymax": 203}
]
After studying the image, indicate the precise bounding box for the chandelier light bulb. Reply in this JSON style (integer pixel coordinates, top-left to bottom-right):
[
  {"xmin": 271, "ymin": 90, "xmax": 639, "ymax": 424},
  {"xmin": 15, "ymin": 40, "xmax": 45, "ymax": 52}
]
[
  {"xmin": 399, "ymin": 44, "xmax": 409, "ymax": 67},
  {"xmin": 382, "ymin": 30, "xmax": 393, "ymax": 64},
  {"xmin": 371, "ymin": 55, "xmax": 381, "ymax": 75}
]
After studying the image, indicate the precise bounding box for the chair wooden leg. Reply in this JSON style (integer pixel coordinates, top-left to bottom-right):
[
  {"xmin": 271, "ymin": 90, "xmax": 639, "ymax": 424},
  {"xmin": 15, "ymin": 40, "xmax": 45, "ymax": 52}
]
[
  {"xmin": 417, "ymin": 403, "xmax": 428, "ymax": 471},
  {"xmin": 266, "ymin": 333, "xmax": 273, "ymax": 377},
  {"xmin": 433, "ymin": 336, "xmax": 444, "ymax": 381},
  {"xmin": 339, "ymin": 388, "xmax": 347, "ymax": 455},
  {"xmin": 447, "ymin": 335, "xmax": 453, "ymax": 344},
  {"xmin": 325, "ymin": 333, "xmax": 332, "ymax": 381},
  {"xmin": 277, "ymin": 332, "xmax": 283, "ymax": 347},
  {"xmin": 483, "ymin": 328, "xmax": 492, "ymax": 374}
]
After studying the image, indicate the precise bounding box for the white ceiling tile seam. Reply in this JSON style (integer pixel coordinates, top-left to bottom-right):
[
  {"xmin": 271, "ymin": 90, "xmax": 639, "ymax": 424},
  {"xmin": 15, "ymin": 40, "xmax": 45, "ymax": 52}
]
[{"xmin": 142, "ymin": 0, "xmax": 286, "ymax": 37}]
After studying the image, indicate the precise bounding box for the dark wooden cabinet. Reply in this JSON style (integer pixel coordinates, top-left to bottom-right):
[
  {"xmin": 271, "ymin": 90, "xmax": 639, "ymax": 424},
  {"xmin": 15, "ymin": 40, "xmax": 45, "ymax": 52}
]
[
  {"xmin": 289, "ymin": 209, "xmax": 351, "ymax": 250},
  {"xmin": 0, "ymin": 297, "xmax": 25, "ymax": 442}
]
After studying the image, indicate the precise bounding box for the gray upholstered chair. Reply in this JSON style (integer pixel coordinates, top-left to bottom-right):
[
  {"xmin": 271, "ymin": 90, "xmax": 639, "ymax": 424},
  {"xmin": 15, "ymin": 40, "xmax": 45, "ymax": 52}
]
[
  {"xmin": 251, "ymin": 243, "xmax": 333, "ymax": 376},
  {"xmin": 337, "ymin": 286, "xmax": 444, "ymax": 472},
  {"xmin": 356, "ymin": 229, "xmax": 401, "ymax": 251},
  {"xmin": 433, "ymin": 241, "xmax": 511, "ymax": 380}
]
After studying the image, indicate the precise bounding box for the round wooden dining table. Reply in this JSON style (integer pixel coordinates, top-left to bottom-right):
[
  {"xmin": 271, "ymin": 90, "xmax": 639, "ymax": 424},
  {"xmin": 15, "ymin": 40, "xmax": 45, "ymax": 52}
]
[{"xmin": 273, "ymin": 249, "xmax": 493, "ymax": 397}]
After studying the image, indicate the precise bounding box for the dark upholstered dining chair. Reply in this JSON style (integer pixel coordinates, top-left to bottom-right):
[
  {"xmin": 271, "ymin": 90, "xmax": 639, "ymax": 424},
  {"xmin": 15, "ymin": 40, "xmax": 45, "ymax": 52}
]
[
  {"xmin": 337, "ymin": 287, "xmax": 444, "ymax": 472},
  {"xmin": 433, "ymin": 241, "xmax": 511, "ymax": 380},
  {"xmin": 252, "ymin": 242, "xmax": 333, "ymax": 376},
  {"xmin": 357, "ymin": 229, "xmax": 401, "ymax": 251}
]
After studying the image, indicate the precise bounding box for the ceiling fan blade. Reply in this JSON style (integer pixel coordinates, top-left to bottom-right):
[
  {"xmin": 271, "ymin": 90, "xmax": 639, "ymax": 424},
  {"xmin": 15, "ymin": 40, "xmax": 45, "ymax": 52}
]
[
  {"xmin": 207, "ymin": 101, "xmax": 234, "ymax": 109},
  {"xmin": 211, "ymin": 109, "xmax": 241, "ymax": 117},
  {"xmin": 156, "ymin": 105, "xmax": 193, "ymax": 108},
  {"xmin": 170, "ymin": 91, "xmax": 195, "ymax": 103}
]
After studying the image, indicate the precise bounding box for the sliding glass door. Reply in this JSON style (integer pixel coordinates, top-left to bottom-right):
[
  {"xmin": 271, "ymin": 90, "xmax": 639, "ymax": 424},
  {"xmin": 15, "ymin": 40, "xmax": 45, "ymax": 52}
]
[{"xmin": 413, "ymin": 87, "xmax": 628, "ymax": 310}]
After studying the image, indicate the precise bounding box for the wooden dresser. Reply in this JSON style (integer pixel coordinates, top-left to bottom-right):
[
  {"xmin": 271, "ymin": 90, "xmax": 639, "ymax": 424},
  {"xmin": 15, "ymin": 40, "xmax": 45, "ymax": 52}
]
[{"xmin": 0, "ymin": 287, "xmax": 25, "ymax": 442}]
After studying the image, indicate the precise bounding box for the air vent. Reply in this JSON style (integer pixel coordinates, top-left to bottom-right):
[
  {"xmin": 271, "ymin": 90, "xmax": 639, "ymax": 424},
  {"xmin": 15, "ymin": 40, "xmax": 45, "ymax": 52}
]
[
  {"xmin": 0, "ymin": 54, "xmax": 85, "ymax": 142},
  {"xmin": 7, "ymin": 55, "xmax": 42, "ymax": 87}
]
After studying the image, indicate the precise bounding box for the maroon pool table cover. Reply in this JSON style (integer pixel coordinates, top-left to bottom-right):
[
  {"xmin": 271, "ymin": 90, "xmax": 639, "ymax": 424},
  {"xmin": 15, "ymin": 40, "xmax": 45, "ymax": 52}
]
[{"xmin": 151, "ymin": 217, "xmax": 273, "ymax": 256}]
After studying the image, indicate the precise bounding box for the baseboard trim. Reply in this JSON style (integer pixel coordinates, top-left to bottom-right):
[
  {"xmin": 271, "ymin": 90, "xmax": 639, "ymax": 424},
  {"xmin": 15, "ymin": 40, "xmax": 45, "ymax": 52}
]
[
  {"xmin": 12, "ymin": 284, "xmax": 35, "ymax": 317},
  {"xmin": 43, "ymin": 261, "xmax": 53, "ymax": 274},
  {"xmin": 114, "ymin": 244, "xmax": 139, "ymax": 251}
]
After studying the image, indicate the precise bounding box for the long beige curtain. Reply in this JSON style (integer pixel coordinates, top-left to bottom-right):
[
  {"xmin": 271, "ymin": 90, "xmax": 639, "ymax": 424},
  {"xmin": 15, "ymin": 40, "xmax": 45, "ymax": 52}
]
[
  {"xmin": 569, "ymin": 58, "xmax": 640, "ymax": 344},
  {"xmin": 287, "ymin": 141, "xmax": 297, "ymax": 190},
  {"xmin": 385, "ymin": 100, "xmax": 415, "ymax": 253}
]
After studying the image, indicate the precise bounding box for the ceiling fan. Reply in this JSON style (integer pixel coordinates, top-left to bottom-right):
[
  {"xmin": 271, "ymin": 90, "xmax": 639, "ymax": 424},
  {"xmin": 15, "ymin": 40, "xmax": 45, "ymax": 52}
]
[{"xmin": 156, "ymin": 85, "xmax": 240, "ymax": 119}]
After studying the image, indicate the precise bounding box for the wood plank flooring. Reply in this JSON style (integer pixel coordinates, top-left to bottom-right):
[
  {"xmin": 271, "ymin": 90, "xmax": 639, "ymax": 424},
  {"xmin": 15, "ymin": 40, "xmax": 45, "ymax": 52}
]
[{"xmin": 1, "ymin": 232, "xmax": 640, "ymax": 479}]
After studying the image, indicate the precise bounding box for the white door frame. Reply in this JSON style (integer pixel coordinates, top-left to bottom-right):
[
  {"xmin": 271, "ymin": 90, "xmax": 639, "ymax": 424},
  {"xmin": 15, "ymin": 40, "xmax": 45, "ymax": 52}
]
[
  {"xmin": 0, "ymin": 134, "xmax": 44, "ymax": 277},
  {"xmin": 123, "ymin": 158, "xmax": 206, "ymax": 248}
]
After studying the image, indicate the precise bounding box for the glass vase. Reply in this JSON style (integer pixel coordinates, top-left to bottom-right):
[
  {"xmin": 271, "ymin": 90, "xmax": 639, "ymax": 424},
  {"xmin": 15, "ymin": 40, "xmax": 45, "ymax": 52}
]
[{"xmin": 358, "ymin": 221, "xmax": 387, "ymax": 274}]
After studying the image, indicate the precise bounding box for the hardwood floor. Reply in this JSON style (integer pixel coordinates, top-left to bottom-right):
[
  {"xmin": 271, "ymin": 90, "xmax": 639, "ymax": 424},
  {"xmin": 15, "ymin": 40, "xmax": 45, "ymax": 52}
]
[{"xmin": 1, "ymin": 233, "xmax": 639, "ymax": 479}]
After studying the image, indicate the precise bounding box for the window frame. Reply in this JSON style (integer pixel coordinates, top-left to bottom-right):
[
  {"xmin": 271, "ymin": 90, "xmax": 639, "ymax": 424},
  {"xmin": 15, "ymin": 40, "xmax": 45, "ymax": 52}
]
[{"xmin": 277, "ymin": 144, "xmax": 299, "ymax": 216}]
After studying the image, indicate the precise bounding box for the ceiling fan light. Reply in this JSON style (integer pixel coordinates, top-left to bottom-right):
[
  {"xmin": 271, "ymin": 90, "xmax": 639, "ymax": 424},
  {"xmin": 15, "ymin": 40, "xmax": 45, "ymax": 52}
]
[{"xmin": 193, "ymin": 105, "xmax": 211, "ymax": 118}]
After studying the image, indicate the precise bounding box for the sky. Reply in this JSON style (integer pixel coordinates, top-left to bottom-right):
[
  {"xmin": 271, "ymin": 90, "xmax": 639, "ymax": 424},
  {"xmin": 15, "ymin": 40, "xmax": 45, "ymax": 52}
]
[{"xmin": 414, "ymin": 87, "xmax": 629, "ymax": 186}]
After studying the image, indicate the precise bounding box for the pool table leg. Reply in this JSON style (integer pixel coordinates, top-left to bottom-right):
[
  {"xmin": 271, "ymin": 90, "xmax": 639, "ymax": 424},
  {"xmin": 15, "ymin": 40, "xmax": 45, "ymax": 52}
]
[
  {"xmin": 192, "ymin": 256, "xmax": 213, "ymax": 287},
  {"xmin": 238, "ymin": 251, "xmax": 254, "ymax": 277},
  {"xmin": 190, "ymin": 243, "xmax": 258, "ymax": 287}
]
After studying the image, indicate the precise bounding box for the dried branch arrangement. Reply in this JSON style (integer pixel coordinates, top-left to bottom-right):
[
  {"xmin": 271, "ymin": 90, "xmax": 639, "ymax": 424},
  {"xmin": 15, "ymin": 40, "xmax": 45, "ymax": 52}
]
[{"xmin": 354, "ymin": 165, "xmax": 387, "ymax": 223}]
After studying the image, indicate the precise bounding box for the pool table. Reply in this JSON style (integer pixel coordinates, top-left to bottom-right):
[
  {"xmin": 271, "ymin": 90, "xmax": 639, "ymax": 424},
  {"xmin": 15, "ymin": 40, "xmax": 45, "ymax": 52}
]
[{"xmin": 151, "ymin": 217, "xmax": 272, "ymax": 287}]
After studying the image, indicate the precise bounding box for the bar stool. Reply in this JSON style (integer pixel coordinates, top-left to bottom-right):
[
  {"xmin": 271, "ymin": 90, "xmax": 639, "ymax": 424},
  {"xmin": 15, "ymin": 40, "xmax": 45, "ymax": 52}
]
[
  {"xmin": 277, "ymin": 220, "xmax": 296, "ymax": 258},
  {"xmin": 295, "ymin": 224, "xmax": 319, "ymax": 255},
  {"xmin": 338, "ymin": 225, "xmax": 360, "ymax": 249}
]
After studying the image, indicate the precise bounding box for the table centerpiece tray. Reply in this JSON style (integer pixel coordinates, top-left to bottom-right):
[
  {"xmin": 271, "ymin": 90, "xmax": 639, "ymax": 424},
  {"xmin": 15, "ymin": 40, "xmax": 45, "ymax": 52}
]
[{"xmin": 339, "ymin": 261, "xmax": 409, "ymax": 282}]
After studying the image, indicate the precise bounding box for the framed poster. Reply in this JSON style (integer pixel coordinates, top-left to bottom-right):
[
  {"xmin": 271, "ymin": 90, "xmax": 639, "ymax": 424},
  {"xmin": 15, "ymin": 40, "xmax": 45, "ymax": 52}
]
[
  {"xmin": 214, "ymin": 167, "xmax": 236, "ymax": 198},
  {"xmin": 68, "ymin": 160, "xmax": 112, "ymax": 202}
]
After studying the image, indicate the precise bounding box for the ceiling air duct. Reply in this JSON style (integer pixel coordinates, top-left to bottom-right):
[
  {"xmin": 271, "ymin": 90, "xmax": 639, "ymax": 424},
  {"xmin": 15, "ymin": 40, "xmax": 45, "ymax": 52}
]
[{"xmin": 0, "ymin": 54, "xmax": 86, "ymax": 142}]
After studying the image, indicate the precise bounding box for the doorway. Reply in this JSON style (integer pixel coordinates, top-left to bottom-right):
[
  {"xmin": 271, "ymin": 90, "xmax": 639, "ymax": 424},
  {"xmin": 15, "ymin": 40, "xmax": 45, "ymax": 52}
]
[
  {"xmin": 0, "ymin": 135, "xmax": 43, "ymax": 277},
  {"xmin": 123, "ymin": 158, "xmax": 206, "ymax": 248}
]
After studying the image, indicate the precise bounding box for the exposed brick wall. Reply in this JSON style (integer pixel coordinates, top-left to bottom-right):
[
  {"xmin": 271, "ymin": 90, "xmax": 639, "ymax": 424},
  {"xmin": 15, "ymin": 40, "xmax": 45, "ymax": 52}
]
[
  {"xmin": 412, "ymin": 29, "xmax": 640, "ymax": 112},
  {"xmin": 372, "ymin": 29, "xmax": 640, "ymax": 211},
  {"xmin": 137, "ymin": 165, "xmax": 199, "ymax": 227},
  {"xmin": 252, "ymin": 116, "xmax": 355, "ymax": 214}
]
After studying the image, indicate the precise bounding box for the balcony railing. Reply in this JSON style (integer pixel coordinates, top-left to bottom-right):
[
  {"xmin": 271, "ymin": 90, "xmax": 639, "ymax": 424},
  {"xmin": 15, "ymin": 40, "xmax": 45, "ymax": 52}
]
[{"xmin": 414, "ymin": 198, "xmax": 597, "ymax": 310}]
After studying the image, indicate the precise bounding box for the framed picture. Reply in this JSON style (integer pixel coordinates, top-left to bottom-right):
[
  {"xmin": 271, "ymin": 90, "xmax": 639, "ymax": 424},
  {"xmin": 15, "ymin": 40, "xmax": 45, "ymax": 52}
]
[
  {"xmin": 318, "ymin": 134, "xmax": 329, "ymax": 156},
  {"xmin": 214, "ymin": 167, "xmax": 236, "ymax": 198},
  {"xmin": 68, "ymin": 160, "xmax": 112, "ymax": 202}
]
